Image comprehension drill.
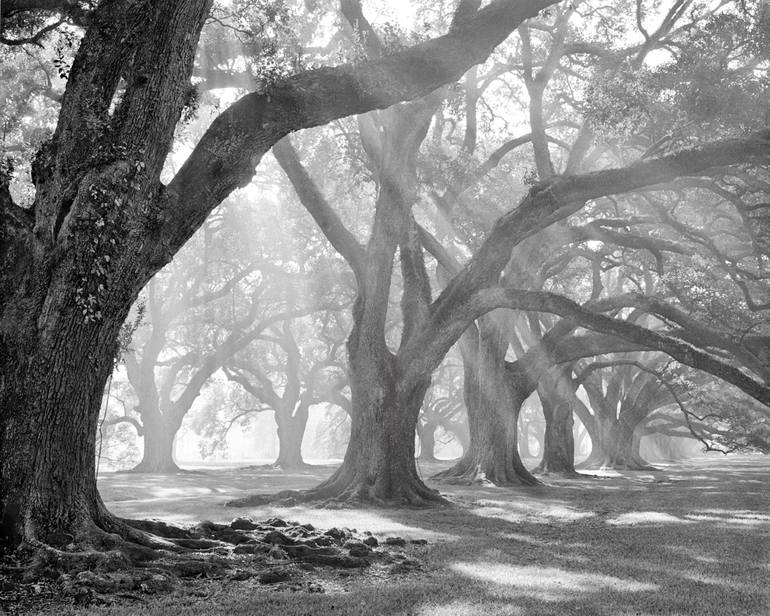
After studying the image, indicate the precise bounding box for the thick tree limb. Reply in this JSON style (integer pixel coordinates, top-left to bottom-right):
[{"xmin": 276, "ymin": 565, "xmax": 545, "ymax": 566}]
[
  {"xmin": 156, "ymin": 0, "xmax": 559, "ymax": 266},
  {"xmin": 428, "ymin": 130, "xmax": 770, "ymax": 331},
  {"xmin": 272, "ymin": 137, "xmax": 366, "ymax": 281},
  {"xmin": 103, "ymin": 415, "xmax": 144, "ymax": 436},
  {"xmin": 469, "ymin": 287, "xmax": 770, "ymax": 409},
  {"xmin": 0, "ymin": 0, "xmax": 88, "ymax": 23},
  {"xmin": 602, "ymin": 293, "xmax": 770, "ymax": 380},
  {"xmin": 400, "ymin": 131, "xmax": 770, "ymax": 391}
]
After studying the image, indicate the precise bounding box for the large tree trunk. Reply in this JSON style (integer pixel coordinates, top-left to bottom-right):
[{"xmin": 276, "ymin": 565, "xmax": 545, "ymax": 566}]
[
  {"xmin": 0, "ymin": 0, "xmax": 211, "ymax": 550},
  {"xmin": 534, "ymin": 369, "xmax": 577, "ymax": 475},
  {"xmin": 273, "ymin": 401, "xmax": 310, "ymax": 470},
  {"xmin": 535, "ymin": 396, "xmax": 576, "ymax": 474},
  {"xmin": 418, "ymin": 420, "xmax": 438, "ymax": 462},
  {"xmin": 304, "ymin": 337, "xmax": 441, "ymax": 504},
  {"xmin": 295, "ymin": 155, "xmax": 443, "ymax": 504},
  {"xmin": 0, "ymin": 304, "xmax": 127, "ymax": 547},
  {"xmin": 130, "ymin": 413, "xmax": 182, "ymax": 474},
  {"xmin": 434, "ymin": 321, "xmax": 538, "ymax": 485},
  {"xmin": 1, "ymin": 0, "xmax": 565, "ymax": 551},
  {"xmin": 580, "ymin": 414, "xmax": 655, "ymax": 471}
]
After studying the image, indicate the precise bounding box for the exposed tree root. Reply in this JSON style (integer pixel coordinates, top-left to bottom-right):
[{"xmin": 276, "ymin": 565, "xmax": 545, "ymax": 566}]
[
  {"xmin": 2, "ymin": 514, "xmax": 429, "ymax": 609},
  {"xmin": 227, "ymin": 466, "xmax": 448, "ymax": 508},
  {"xmin": 533, "ymin": 468, "xmax": 583, "ymax": 479},
  {"xmin": 432, "ymin": 456, "xmax": 541, "ymax": 487},
  {"xmin": 271, "ymin": 459, "xmax": 314, "ymax": 471},
  {"xmin": 578, "ymin": 457, "xmax": 659, "ymax": 472}
]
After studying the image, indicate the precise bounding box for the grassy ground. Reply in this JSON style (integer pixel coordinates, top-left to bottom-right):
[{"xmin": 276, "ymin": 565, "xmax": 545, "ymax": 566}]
[{"xmin": 47, "ymin": 455, "xmax": 770, "ymax": 615}]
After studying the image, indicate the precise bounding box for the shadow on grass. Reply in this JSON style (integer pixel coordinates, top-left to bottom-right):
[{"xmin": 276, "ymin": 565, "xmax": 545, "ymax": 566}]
[{"xmin": 81, "ymin": 455, "xmax": 770, "ymax": 616}]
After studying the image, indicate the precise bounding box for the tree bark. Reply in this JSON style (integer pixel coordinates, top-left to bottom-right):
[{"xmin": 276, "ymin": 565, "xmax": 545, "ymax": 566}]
[
  {"xmin": 273, "ymin": 401, "xmax": 310, "ymax": 470},
  {"xmin": 129, "ymin": 413, "xmax": 181, "ymax": 474},
  {"xmin": 302, "ymin": 334, "xmax": 441, "ymax": 504},
  {"xmin": 536, "ymin": 397, "xmax": 576, "ymax": 474},
  {"xmin": 534, "ymin": 368, "xmax": 577, "ymax": 475},
  {"xmin": 0, "ymin": 0, "xmax": 213, "ymax": 549},
  {"xmin": 434, "ymin": 321, "xmax": 538, "ymax": 485},
  {"xmin": 418, "ymin": 420, "xmax": 438, "ymax": 462},
  {"xmin": 580, "ymin": 410, "xmax": 655, "ymax": 471},
  {"xmin": 0, "ymin": 305, "xmax": 126, "ymax": 547}
]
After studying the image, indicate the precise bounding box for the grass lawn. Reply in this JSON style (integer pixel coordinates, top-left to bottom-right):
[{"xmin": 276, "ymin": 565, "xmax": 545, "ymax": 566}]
[{"xmin": 49, "ymin": 454, "xmax": 770, "ymax": 615}]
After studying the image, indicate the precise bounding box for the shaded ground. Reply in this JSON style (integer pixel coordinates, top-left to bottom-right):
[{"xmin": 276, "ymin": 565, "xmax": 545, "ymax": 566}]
[{"xmin": 6, "ymin": 454, "xmax": 769, "ymax": 615}]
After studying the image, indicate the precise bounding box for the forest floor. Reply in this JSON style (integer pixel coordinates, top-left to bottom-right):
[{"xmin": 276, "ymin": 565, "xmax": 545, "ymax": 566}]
[{"xmin": 7, "ymin": 454, "xmax": 769, "ymax": 616}]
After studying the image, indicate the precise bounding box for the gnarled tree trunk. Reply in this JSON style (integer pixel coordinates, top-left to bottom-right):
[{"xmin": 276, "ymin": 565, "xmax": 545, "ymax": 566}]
[
  {"xmin": 580, "ymin": 413, "xmax": 655, "ymax": 470},
  {"xmin": 1, "ymin": 0, "xmax": 563, "ymax": 549},
  {"xmin": 435, "ymin": 320, "xmax": 538, "ymax": 485},
  {"xmin": 418, "ymin": 419, "xmax": 438, "ymax": 462},
  {"xmin": 273, "ymin": 400, "xmax": 310, "ymax": 470},
  {"xmin": 0, "ymin": 303, "xmax": 129, "ymax": 547},
  {"xmin": 0, "ymin": 0, "xmax": 211, "ymax": 548},
  {"xmin": 130, "ymin": 412, "xmax": 182, "ymax": 474},
  {"xmin": 534, "ymin": 368, "xmax": 577, "ymax": 475},
  {"xmin": 304, "ymin": 327, "xmax": 440, "ymax": 504}
]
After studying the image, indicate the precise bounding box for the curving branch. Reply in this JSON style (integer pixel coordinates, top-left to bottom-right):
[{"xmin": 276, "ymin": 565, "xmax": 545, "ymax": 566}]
[
  {"xmin": 103, "ymin": 415, "xmax": 144, "ymax": 436},
  {"xmin": 155, "ymin": 0, "xmax": 559, "ymax": 266},
  {"xmin": 272, "ymin": 137, "xmax": 366, "ymax": 281},
  {"xmin": 396, "ymin": 130, "xmax": 770, "ymax": 391},
  {"xmin": 468, "ymin": 287, "xmax": 770, "ymax": 410},
  {"xmin": 578, "ymin": 358, "xmax": 737, "ymax": 454}
]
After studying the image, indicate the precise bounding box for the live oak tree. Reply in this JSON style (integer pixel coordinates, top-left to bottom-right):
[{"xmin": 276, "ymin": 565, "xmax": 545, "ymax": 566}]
[
  {"xmin": 260, "ymin": 1, "xmax": 770, "ymax": 499},
  {"xmin": 113, "ymin": 192, "xmax": 345, "ymax": 473},
  {"xmin": 224, "ymin": 313, "xmax": 349, "ymax": 469},
  {"xmin": 0, "ymin": 0, "xmax": 560, "ymax": 549},
  {"xmin": 575, "ymin": 354, "xmax": 678, "ymax": 470},
  {"xmin": 417, "ymin": 355, "xmax": 468, "ymax": 461}
]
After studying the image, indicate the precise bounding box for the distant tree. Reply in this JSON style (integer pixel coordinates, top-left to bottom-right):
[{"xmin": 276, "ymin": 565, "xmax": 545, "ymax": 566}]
[{"xmin": 224, "ymin": 313, "xmax": 348, "ymax": 469}]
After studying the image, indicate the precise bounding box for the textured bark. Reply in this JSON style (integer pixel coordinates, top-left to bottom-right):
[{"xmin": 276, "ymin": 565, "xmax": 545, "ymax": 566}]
[
  {"xmin": 0, "ymin": 306, "xmax": 126, "ymax": 547},
  {"xmin": 0, "ymin": 0, "xmax": 211, "ymax": 549},
  {"xmin": 534, "ymin": 368, "xmax": 577, "ymax": 475},
  {"xmin": 418, "ymin": 420, "xmax": 438, "ymax": 462},
  {"xmin": 535, "ymin": 400, "xmax": 575, "ymax": 474},
  {"xmin": 129, "ymin": 413, "xmax": 181, "ymax": 474},
  {"xmin": 2, "ymin": 0, "xmax": 560, "ymax": 543},
  {"xmin": 273, "ymin": 401, "xmax": 310, "ymax": 470},
  {"xmin": 434, "ymin": 322, "xmax": 538, "ymax": 486},
  {"xmin": 303, "ymin": 335, "xmax": 441, "ymax": 504}
]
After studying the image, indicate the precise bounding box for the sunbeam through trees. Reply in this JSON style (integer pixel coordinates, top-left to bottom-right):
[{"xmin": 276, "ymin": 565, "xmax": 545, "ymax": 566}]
[{"xmin": 1, "ymin": 1, "xmax": 769, "ymax": 614}]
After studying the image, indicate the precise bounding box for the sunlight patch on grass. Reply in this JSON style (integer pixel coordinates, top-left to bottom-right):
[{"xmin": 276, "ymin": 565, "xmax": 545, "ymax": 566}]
[
  {"xmin": 684, "ymin": 513, "xmax": 766, "ymax": 526},
  {"xmin": 253, "ymin": 507, "xmax": 458, "ymax": 541},
  {"xmin": 450, "ymin": 562, "xmax": 657, "ymax": 601},
  {"xmin": 664, "ymin": 546, "xmax": 721, "ymax": 564},
  {"xmin": 416, "ymin": 599, "xmax": 523, "ymax": 616},
  {"xmin": 502, "ymin": 533, "xmax": 551, "ymax": 547},
  {"xmin": 694, "ymin": 509, "xmax": 770, "ymax": 521},
  {"xmin": 605, "ymin": 511, "xmax": 694, "ymax": 526},
  {"xmin": 471, "ymin": 499, "xmax": 594, "ymax": 524}
]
